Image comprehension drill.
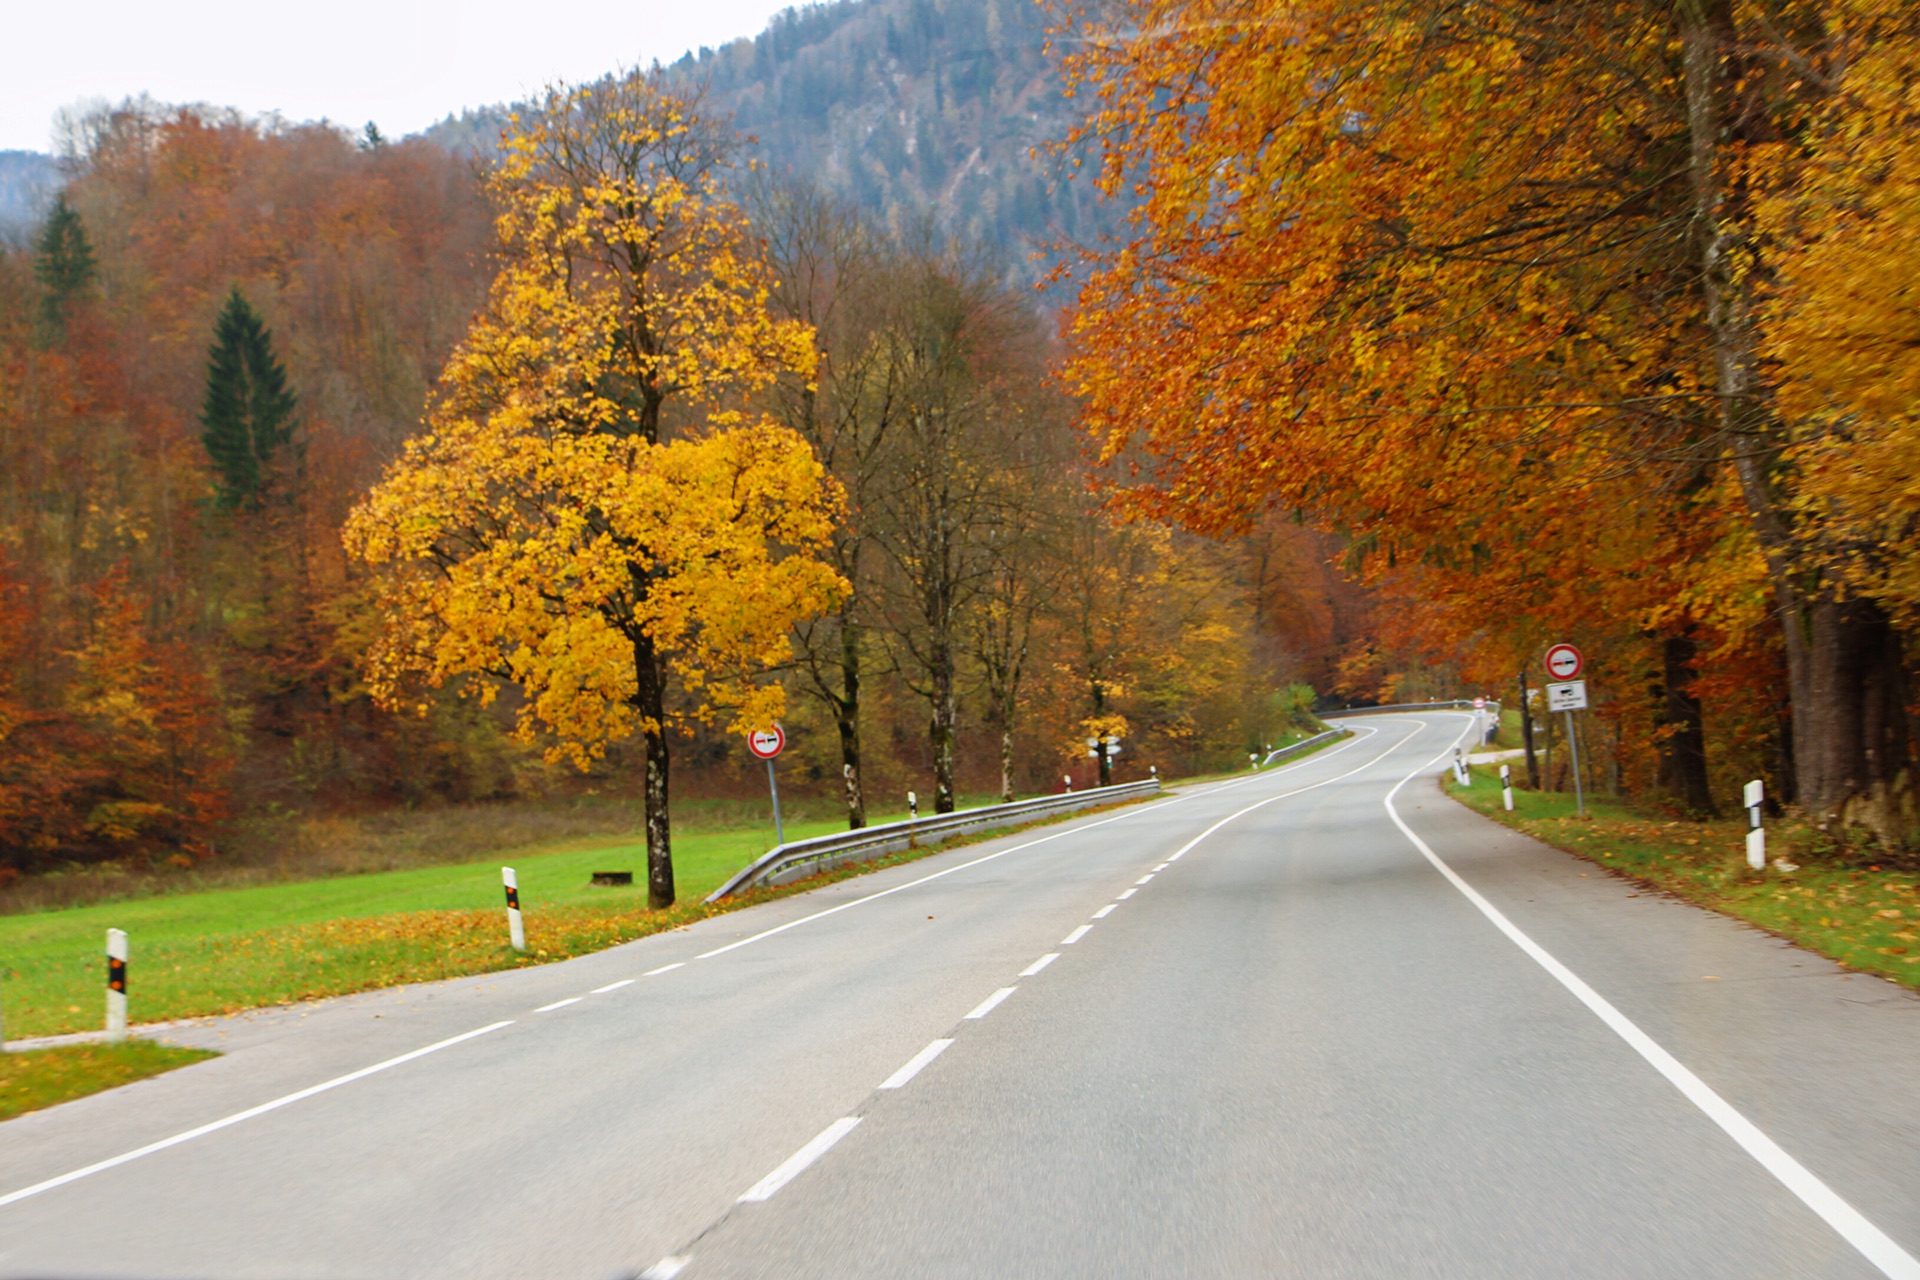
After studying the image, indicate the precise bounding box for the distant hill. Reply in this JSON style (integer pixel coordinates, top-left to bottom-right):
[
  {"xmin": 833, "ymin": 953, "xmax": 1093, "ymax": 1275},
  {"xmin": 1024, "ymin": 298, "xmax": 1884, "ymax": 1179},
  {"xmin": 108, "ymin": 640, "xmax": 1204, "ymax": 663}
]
[
  {"xmin": 426, "ymin": 0, "xmax": 1120, "ymax": 282},
  {"xmin": 0, "ymin": 151, "xmax": 58, "ymax": 240}
]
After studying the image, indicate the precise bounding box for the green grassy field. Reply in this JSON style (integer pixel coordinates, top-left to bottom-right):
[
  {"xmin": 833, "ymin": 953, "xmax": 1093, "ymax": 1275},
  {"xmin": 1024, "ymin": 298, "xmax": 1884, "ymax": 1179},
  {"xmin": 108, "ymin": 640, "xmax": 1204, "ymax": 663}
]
[
  {"xmin": 0, "ymin": 807, "xmax": 915, "ymax": 1040},
  {"xmin": 0, "ymin": 1042, "xmax": 217, "ymax": 1122},
  {"xmin": 1448, "ymin": 766, "xmax": 1920, "ymax": 992}
]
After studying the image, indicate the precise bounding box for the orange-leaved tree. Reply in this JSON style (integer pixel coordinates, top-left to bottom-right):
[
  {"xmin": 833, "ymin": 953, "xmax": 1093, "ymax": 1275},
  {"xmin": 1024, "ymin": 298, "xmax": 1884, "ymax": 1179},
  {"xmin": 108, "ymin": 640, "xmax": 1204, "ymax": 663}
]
[{"xmin": 344, "ymin": 74, "xmax": 844, "ymax": 907}]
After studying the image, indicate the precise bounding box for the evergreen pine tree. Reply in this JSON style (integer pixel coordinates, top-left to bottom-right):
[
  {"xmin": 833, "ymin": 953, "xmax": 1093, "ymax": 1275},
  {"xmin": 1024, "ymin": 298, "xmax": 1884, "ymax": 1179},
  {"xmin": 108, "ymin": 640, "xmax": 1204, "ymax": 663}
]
[
  {"xmin": 199, "ymin": 287, "xmax": 300, "ymax": 511},
  {"xmin": 33, "ymin": 192, "xmax": 96, "ymax": 343}
]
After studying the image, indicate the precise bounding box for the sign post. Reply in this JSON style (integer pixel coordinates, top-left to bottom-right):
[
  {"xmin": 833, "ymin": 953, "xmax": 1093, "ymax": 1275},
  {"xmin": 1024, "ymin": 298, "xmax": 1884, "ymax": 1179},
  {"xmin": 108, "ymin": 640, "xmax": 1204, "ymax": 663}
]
[
  {"xmin": 748, "ymin": 726, "xmax": 787, "ymax": 847},
  {"xmin": 1543, "ymin": 644, "xmax": 1588, "ymax": 818}
]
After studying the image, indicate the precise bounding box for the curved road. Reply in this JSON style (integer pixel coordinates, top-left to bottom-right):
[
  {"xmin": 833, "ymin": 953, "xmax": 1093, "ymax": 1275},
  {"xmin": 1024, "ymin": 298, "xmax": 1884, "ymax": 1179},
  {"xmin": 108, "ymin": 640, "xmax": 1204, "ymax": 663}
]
[{"xmin": 2, "ymin": 714, "xmax": 1918, "ymax": 1278}]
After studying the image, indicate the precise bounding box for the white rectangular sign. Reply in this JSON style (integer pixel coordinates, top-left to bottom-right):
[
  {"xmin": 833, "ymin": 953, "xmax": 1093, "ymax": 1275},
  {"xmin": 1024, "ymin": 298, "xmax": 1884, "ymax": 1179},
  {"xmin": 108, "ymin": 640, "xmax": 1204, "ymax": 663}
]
[{"xmin": 1546, "ymin": 680, "xmax": 1588, "ymax": 712}]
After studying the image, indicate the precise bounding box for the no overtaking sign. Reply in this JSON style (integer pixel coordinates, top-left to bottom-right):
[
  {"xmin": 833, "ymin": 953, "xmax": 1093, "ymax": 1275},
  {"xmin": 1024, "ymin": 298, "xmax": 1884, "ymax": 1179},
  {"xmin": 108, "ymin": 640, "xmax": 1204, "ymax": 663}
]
[{"xmin": 1545, "ymin": 643, "xmax": 1584, "ymax": 680}]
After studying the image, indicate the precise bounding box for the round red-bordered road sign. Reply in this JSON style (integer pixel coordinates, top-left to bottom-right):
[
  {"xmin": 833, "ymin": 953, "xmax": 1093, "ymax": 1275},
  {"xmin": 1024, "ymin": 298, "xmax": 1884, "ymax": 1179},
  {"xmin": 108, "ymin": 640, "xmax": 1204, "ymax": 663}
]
[
  {"xmin": 747, "ymin": 725, "xmax": 786, "ymax": 760},
  {"xmin": 1544, "ymin": 643, "xmax": 1584, "ymax": 681}
]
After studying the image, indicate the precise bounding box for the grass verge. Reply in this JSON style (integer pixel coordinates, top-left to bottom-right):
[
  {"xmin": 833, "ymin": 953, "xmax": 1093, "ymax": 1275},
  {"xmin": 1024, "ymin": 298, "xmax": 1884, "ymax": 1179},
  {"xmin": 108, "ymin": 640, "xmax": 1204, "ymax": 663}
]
[
  {"xmin": 0, "ymin": 791, "xmax": 1155, "ymax": 1039},
  {"xmin": 1446, "ymin": 767, "xmax": 1920, "ymax": 992},
  {"xmin": 1, "ymin": 1041, "xmax": 218, "ymax": 1122}
]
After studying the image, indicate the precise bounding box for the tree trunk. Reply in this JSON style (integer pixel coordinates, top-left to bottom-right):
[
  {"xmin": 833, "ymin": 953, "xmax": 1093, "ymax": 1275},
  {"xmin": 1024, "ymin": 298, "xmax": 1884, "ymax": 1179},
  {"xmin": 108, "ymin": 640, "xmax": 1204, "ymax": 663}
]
[
  {"xmin": 1519, "ymin": 667, "xmax": 1538, "ymax": 789},
  {"xmin": 999, "ymin": 723, "xmax": 1016, "ymax": 804},
  {"xmin": 837, "ymin": 617, "xmax": 866, "ymax": 829},
  {"xmin": 1655, "ymin": 633, "xmax": 1716, "ymax": 816},
  {"xmin": 1796, "ymin": 597, "xmax": 1912, "ymax": 837},
  {"xmin": 633, "ymin": 630, "xmax": 673, "ymax": 909},
  {"xmin": 929, "ymin": 637, "xmax": 957, "ymax": 813}
]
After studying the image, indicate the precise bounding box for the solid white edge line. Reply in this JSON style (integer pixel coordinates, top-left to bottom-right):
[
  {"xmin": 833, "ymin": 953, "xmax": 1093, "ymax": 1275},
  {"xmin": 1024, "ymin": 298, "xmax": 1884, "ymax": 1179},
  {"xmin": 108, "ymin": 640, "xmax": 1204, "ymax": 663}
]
[
  {"xmin": 0, "ymin": 1021, "xmax": 515, "ymax": 1211},
  {"xmin": 739, "ymin": 1117, "xmax": 862, "ymax": 1202},
  {"xmin": 1092, "ymin": 905, "xmax": 1116, "ymax": 919},
  {"xmin": 592, "ymin": 979, "xmax": 636, "ymax": 993},
  {"xmin": 1117, "ymin": 888, "xmax": 1138, "ymax": 900},
  {"xmin": 878, "ymin": 1038, "xmax": 955, "ymax": 1089},
  {"xmin": 964, "ymin": 987, "xmax": 1017, "ymax": 1019},
  {"xmin": 1061, "ymin": 925, "xmax": 1093, "ymax": 946},
  {"xmin": 1020, "ymin": 953, "xmax": 1059, "ymax": 976},
  {"xmin": 694, "ymin": 726, "xmax": 1386, "ymax": 963},
  {"xmin": 645, "ymin": 963, "xmax": 684, "ymax": 976},
  {"xmin": 534, "ymin": 997, "xmax": 583, "ymax": 1013},
  {"xmin": 1384, "ymin": 716, "xmax": 1920, "ymax": 1280}
]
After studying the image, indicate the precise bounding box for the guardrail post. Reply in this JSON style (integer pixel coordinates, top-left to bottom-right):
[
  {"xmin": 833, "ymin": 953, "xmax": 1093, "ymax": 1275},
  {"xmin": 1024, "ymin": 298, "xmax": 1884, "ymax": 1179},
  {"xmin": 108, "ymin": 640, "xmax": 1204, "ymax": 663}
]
[
  {"xmin": 106, "ymin": 928, "xmax": 128, "ymax": 1042},
  {"xmin": 503, "ymin": 867, "xmax": 526, "ymax": 952}
]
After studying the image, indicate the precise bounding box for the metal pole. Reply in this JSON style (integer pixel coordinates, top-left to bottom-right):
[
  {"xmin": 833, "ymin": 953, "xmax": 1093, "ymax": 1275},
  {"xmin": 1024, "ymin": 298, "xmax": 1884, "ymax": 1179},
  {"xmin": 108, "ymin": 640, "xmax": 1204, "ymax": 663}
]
[
  {"xmin": 1564, "ymin": 710, "xmax": 1586, "ymax": 817},
  {"xmin": 767, "ymin": 757, "xmax": 785, "ymax": 847}
]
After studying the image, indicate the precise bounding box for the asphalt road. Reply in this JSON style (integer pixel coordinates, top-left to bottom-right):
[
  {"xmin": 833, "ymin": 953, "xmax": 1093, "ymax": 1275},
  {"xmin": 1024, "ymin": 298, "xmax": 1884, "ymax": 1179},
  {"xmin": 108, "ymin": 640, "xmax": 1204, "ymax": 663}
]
[{"xmin": 2, "ymin": 714, "xmax": 1918, "ymax": 1279}]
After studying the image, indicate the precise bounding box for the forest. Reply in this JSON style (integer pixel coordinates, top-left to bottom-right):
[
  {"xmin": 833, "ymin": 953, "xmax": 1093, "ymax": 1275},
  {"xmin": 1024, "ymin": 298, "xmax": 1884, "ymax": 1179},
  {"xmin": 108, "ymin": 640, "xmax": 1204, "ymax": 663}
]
[{"xmin": 6, "ymin": 0, "xmax": 1919, "ymax": 915}]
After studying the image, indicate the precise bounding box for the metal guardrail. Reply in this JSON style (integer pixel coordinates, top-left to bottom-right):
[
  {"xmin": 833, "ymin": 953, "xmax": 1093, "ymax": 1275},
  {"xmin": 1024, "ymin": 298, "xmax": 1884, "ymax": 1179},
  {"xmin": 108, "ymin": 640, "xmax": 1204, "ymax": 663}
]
[
  {"xmin": 1259, "ymin": 727, "xmax": 1348, "ymax": 767},
  {"xmin": 1323, "ymin": 700, "xmax": 1501, "ymax": 717},
  {"xmin": 706, "ymin": 778, "xmax": 1164, "ymax": 902}
]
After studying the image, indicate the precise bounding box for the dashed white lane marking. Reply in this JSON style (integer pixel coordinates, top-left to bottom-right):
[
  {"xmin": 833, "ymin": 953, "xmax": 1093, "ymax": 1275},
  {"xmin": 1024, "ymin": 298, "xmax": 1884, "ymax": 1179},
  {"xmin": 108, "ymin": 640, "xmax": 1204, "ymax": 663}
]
[
  {"xmin": 1092, "ymin": 905, "xmax": 1116, "ymax": 919},
  {"xmin": 534, "ymin": 997, "xmax": 582, "ymax": 1013},
  {"xmin": 965, "ymin": 987, "xmax": 1017, "ymax": 1019},
  {"xmin": 1061, "ymin": 925, "xmax": 1093, "ymax": 946},
  {"xmin": 879, "ymin": 1039, "xmax": 954, "ymax": 1089},
  {"xmin": 1020, "ymin": 953, "xmax": 1059, "ymax": 976},
  {"xmin": 592, "ymin": 979, "xmax": 636, "ymax": 993},
  {"xmin": 639, "ymin": 1256, "xmax": 690, "ymax": 1280},
  {"xmin": 1135, "ymin": 874, "xmax": 1155, "ymax": 885},
  {"xmin": 1117, "ymin": 888, "xmax": 1138, "ymax": 900},
  {"xmin": 1166, "ymin": 849, "xmax": 1187, "ymax": 861},
  {"xmin": 645, "ymin": 963, "xmax": 684, "ymax": 976},
  {"xmin": 1383, "ymin": 717, "xmax": 1920, "ymax": 1280},
  {"xmin": 739, "ymin": 1117, "xmax": 862, "ymax": 1203},
  {"xmin": 1153, "ymin": 862, "xmax": 1170, "ymax": 872},
  {"xmin": 0, "ymin": 1021, "xmax": 515, "ymax": 1211}
]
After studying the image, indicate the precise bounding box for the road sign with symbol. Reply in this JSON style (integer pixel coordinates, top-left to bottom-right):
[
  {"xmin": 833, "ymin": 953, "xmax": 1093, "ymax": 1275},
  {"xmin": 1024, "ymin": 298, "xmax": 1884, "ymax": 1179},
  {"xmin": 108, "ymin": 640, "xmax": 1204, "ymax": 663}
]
[
  {"xmin": 1546, "ymin": 681, "xmax": 1588, "ymax": 712},
  {"xmin": 747, "ymin": 726, "xmax": 786, "ymax": 760},
  {"xmin": 1544, "ymin": 643, "xmax": 1584, "ymax": 680}
]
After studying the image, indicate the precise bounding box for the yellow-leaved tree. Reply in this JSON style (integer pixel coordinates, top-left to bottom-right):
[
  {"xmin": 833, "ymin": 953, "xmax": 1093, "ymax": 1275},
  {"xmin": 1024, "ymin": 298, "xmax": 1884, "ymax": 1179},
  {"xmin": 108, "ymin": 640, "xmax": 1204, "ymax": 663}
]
[{"xmin": 344, "ymin": 74, "xmax": 844, "ymax": 907}]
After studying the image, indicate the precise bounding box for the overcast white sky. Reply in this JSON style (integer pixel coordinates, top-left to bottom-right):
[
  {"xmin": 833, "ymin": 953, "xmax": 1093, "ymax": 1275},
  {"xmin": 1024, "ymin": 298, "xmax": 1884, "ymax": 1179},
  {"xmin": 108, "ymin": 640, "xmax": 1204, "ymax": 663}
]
[{"xmin": 4, "ymin": 0, "xmax": 801, "ymax": 153}]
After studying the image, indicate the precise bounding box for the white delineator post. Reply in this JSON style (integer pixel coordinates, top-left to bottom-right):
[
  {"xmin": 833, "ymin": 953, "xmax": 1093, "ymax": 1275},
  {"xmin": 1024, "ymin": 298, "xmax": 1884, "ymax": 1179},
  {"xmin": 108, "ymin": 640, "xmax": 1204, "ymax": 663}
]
[
  {"xmin": 502, "ymin": 868, "xmax": 526, "ymax": 952},
  {"xmin": 1452, "ymin": 748, "xmax": 1470, "ymax": 786},
  {"xmin": 1500, "ymin": 764, "xmax": 1515, "ymax": 812},
  {"xmin": 1745, "ymin": 779, "xmax": 1766, "ymax": 870},
  {"xmin": 907, "ymin": 789, "xmax": 918, "ymax": 819},
  {"xmin": 105, "ymin": 928, "xmax": 128, "ymax": 1042}
]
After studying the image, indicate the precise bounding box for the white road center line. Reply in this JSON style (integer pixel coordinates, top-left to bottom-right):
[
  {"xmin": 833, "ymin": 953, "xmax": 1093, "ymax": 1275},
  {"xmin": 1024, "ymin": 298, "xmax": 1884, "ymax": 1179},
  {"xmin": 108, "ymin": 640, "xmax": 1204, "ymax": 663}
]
[
  {"xmin": 1385, "ymin": 717, "xmax": 1920, "ymax": 1280},
  {"xmin": 965, "ymin": 987, "xmax": 1017, "ymax": 1019},
  {"xmin": 1019, "ymin": 953, "xmax": 1059, "ymax": 976},
  {"xmin": 879, "ymin": 1039, "xmax": 954, "ymax": 1089},
  {"xmin": 534, "ymin": 997, "xmax": 582, "ymax": 1013},
  {"xmin": 739, "ymin": 1117, "xmax": 862, "ymax": 1203},
  {"xmin": 1117, "ymin": 888, "xmax": 1138, "ymax": 900},
  {"xmin": 1092, "ymin": 905, "xmax": 1116, "ymax": 919},
  {"xmin": 0, "ymin": 1021, "xmax": 514, "ymax": 1211},
  {"xmin": 1153, "ymin": 862, "xmax": 1170, "ymax": 871},
  {"xmin": 1135, "ymin": 874, "xmax": 1155, "ymax": 885},
  {"xmin": 1061, "ymin": 925, "xmax": 1093, "ymax": 946},
  {"xmin": 592, "ymin": 979, "xmax": 636, "ymax": 993},
  {"xmin": 645, "ymin": 963, "xmax": 684, "ymax": 976},
  {"xmin": 639, "ymin": 1256, "xmax": 690, "ymax": 1280}
]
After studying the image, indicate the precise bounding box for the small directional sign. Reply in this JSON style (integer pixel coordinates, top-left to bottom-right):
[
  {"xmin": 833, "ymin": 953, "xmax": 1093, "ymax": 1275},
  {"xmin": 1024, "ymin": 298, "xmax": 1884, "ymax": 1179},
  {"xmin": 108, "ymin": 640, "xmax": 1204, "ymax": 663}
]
[
  {"xmin": 1546, "ymin": 680, "xmax": 1588, "ymax": 712},
  {"xmin": 747, "ymin": 725, "xmax": 786, "ymax": 760},
  {"xmin": 1545, "ymin": 643, "xmax": 1584, "ymax": 680}
]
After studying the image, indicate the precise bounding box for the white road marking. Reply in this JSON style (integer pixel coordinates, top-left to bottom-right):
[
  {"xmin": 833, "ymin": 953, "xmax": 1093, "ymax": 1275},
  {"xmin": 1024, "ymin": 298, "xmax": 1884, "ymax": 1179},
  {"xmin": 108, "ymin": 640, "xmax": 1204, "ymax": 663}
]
[
  {"xmin": 1153, "ymin": 862, "xmax": 1170, "ymax": 872},
  {"xmin": 645, "ymin": 963, "xmax": 684, "ymax": 976},
  {"xmin": 1092, "ymin": 905, "xmax": 1116, "ymax": 919},
  {"xmin": 534, "ymin": 998, "xmax": 582, "ymax": 1013},
  {"xmin": 1166, "ymin": 849, "xmax": 1187, "ymax": 861},
  {"xmin": 1135, "ymin": 874, "xmax": 1155, "ymax": 884},
  {"xmin": 739, "ymin": 1117, "xmax": 862, "ymax": 1202},
  {"xmin": 1061, "ymin": 925, "xmax": 1093, "ymax": 945},
  {"xmin": 879, "ymin": 1039, "xmax": 954, "ymax": 1089},
  {"xmin": 1020, "ymin": 953, "xmax": 1059, "ymax": 976},
  {"xmin": 1384, "ymin": 716, "xmax": 1920, "ymax": 1280},
  {"xmin": 0, "ymin": 1021, "xmax": 514, "ymax": 1211},
  {"xmin": 639, "ymin": 1256, "xmax": 690, "ymax": 1280},
  {"xmin": 965, "ymin": 987, "xmax": 1017, "ymax": 1019},
  {"xmin": 592, "ymin": 979, "xmax": 636, "ymax": 993},
  {"xmin": 1117, "ymin": 888, "xmax": 1138, "ymax": 900}
]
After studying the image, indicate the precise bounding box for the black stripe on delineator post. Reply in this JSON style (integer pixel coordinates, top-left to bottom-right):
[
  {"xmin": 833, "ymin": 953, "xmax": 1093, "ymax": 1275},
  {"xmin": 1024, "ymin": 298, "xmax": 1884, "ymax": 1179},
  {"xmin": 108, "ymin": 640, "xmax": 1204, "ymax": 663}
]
[
  {"xmin": 505, "ymin": 885, "xmax": 519, "ymax": 910},
  {"xmin": 107, "ymin": 956, "xmax": 127, "ymax": 993}
]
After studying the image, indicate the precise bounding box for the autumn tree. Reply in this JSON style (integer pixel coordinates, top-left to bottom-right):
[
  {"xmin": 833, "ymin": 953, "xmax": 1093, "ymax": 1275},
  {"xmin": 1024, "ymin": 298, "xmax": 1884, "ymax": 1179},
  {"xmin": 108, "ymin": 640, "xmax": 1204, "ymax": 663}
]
[{"xmin": 344, "ymin": 74, "xmax": 842, "ymax": 907}]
